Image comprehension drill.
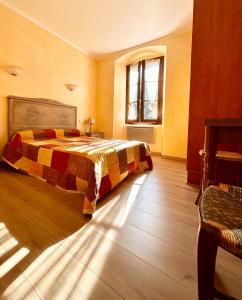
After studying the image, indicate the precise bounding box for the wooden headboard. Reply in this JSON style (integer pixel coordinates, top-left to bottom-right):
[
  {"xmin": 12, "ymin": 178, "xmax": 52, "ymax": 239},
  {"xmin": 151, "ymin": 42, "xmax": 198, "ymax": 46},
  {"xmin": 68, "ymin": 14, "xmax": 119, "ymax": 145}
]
[{"xmin": 8, "ymin": 95, "xmax": 77, "ymax": 138}]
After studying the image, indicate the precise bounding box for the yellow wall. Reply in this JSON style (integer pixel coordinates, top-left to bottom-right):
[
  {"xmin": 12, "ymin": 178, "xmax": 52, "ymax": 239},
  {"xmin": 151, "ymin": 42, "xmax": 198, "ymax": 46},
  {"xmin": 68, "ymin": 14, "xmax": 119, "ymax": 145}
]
[
  {"xmin": 0, "ymin": 3, "xmax": 191, "ymax": 159},
  {"xmin": 97, "ymin": 32, "xmax": 192, "ymax": 158},
  {"xmin": 96, "ymin": 59, "xmax": 114, "ymax": 139},
  {"xmin": 0, "ymin": 3, "xmax": 97, "ymax": 154}
]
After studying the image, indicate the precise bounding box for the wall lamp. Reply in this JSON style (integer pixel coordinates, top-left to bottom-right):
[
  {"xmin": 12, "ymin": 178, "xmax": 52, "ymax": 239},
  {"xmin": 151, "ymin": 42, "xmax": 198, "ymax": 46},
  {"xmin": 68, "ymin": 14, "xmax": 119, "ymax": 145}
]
[
  {"xmin": 66, "ymin": 83, "xmax": 77, "ymax": 91},
  {"xmin": 5, "ymin": 65, "xmax": 23, "ymax": 76}
]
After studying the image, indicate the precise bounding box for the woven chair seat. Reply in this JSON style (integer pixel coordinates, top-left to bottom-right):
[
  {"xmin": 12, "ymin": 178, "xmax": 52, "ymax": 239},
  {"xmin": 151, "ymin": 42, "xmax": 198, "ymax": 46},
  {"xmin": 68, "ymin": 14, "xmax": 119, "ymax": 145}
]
[{"xmin": 200, "ymin": 185, "xmax": 242, "ymax": 258}]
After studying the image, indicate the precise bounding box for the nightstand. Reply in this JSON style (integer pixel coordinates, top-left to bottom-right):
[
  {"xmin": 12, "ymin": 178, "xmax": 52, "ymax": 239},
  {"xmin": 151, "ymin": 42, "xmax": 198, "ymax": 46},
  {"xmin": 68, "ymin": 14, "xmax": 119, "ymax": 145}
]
[{"xmin": 86, "ymin": 131, "xmax": 104, "ymax": 138}]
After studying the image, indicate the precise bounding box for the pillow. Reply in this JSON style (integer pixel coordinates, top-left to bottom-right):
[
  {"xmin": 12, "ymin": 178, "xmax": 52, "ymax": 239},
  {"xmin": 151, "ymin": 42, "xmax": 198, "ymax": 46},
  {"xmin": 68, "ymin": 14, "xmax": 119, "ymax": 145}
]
[
  {"xmin": 18, "ymin": 130, "xmax": 34, "ymax": 140},
  {"xmin": 63, "ymin": 128, "xmax": 85, "ymax": 137},
  {"xmin": 17, "ymin": 128, "xmax": 85, "ymax": 140}
]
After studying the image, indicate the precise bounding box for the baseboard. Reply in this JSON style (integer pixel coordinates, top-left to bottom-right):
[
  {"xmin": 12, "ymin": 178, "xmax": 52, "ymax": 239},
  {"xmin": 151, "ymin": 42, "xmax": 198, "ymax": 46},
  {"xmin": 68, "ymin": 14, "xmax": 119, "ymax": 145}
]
[
  {"xmin": 161, "ymin": 154, "xmax": 187, "ymax": 162},
  {"xmin": 151, "ymin": 152, "xmax": 162, "ymax": 156}
]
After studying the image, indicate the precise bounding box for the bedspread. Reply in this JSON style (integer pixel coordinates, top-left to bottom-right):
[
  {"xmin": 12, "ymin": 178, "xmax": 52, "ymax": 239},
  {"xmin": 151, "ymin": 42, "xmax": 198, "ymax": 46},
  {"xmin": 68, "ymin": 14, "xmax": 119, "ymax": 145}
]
[{"xmin": 3, "ymin": 129, "xmax": 153, "ymax": 214}]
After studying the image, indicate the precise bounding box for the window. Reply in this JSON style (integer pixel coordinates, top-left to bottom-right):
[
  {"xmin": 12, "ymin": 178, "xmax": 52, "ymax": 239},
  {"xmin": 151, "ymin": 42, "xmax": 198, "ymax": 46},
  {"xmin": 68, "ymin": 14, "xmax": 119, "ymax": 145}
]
[{"xmin": 125, "ymin": 56, "xmax": 164, "ymax": 124}]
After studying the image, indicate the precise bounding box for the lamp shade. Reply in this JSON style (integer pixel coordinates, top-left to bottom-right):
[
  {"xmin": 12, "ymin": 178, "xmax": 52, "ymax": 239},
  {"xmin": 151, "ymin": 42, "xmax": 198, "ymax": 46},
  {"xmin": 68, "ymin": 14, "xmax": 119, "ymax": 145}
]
[{"xmin": 88, "ymin": 118, "xmax": 96, "ymax": 124}]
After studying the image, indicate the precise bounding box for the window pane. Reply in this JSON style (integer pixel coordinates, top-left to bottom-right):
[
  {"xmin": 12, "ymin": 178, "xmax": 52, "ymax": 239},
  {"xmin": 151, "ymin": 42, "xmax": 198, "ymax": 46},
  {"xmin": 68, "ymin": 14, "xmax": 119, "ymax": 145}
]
[
  {"xmin": 128, "ymin": 101, "xmax": 138, "ymax": 120},
  {"xmin": 144, "ymin": 100, "xmax": 158, "ymax": 120},
  {"xmin": 127, "ymin": 63, "xmax": 139, "ymax": 121},
  {"xmin": 129, "ymin": 63, "xmax": 139, "ymax": 85},
  {"xmin": 126, "ymin": 57, "xmax": 163, "ymax": 123},
  {"xmin": 144, "ymin": 82, "xmax": 158, "ymax": 100},
  {"xmin": 129, "ymin": 83, "xmax": 138, "ymax": 101},
  {"xmin": 145, "ymin": 59, "xmax": 160, "ymax": 82}
]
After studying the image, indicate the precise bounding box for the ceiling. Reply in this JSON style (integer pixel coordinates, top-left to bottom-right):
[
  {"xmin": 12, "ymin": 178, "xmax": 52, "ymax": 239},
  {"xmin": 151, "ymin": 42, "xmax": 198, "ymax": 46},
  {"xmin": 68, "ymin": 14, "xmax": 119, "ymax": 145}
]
[{"xmin": 1, "ymin": 0, "xmax": 193, "ymax": 59}]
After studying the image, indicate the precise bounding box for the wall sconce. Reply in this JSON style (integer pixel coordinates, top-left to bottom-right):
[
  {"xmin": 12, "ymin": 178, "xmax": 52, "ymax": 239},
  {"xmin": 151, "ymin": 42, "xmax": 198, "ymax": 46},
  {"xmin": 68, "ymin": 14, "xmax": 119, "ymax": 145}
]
[
  {"xmin": 66, "ymin": 83, "xmax": 77, "ymax": 91},
  {"xmin": 5, "ymin": 65, "xmax": 23, "ymax": 76}
]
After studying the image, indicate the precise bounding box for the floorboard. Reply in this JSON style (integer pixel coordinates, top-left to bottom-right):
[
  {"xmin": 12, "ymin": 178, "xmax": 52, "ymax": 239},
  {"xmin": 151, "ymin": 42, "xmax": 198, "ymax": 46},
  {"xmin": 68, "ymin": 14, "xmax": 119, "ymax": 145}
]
[{"xmin": 0, "ymin": 157, "xmax": 241, "ymax": 300}]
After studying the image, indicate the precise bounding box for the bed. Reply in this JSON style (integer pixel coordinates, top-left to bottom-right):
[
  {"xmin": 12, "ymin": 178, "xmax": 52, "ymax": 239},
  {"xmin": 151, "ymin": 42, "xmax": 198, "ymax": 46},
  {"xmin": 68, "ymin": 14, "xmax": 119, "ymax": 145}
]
[{"xmin": 3, "ymin": 96, "xmax": 153, "ymax": 214}]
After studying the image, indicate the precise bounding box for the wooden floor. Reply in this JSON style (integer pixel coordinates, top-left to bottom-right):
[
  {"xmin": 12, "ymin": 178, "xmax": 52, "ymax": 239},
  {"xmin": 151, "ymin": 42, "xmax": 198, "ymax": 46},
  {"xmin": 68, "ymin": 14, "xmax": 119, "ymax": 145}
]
[{"xmin": 0, "ymin": 156, "xmax": 241, "ymax": 300}]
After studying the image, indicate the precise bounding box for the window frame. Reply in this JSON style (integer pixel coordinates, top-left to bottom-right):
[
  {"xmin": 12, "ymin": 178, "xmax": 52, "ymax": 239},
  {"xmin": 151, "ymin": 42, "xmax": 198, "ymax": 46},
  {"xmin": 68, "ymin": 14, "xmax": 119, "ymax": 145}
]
[{"xmin": 125, "ymin": 56, "xmax": 164, "ymax": 125}]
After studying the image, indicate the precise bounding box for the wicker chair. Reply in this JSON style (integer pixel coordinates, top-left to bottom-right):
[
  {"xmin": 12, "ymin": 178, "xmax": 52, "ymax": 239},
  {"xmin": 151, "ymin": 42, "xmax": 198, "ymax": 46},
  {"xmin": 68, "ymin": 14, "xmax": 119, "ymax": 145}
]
[{"xmin": 198, "ymin": 184, "xmax": 242, "ymax": 300}]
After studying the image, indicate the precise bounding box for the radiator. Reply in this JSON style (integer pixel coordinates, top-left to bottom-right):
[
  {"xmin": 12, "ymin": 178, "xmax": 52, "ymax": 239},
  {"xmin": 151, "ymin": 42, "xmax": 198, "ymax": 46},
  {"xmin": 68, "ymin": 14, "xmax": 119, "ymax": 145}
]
[{"xmin": 126, "ymin": 126, "xmax": 155, "ymax": 144}]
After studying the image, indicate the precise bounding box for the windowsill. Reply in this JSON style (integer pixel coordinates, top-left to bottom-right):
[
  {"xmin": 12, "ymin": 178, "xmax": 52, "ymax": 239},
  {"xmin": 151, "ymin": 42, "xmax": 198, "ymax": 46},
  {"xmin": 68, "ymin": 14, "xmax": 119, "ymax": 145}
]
[{"xmin": 125, "ymin": 123, "xmax": 162, "ymax": 127}]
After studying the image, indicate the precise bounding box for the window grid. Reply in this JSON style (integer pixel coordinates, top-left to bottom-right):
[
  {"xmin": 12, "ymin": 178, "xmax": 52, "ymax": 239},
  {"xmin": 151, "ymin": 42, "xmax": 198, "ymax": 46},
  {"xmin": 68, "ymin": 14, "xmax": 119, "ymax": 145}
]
[{"xmin": 125, "ymin": 56, "xmax": 164, "ymax": 124}]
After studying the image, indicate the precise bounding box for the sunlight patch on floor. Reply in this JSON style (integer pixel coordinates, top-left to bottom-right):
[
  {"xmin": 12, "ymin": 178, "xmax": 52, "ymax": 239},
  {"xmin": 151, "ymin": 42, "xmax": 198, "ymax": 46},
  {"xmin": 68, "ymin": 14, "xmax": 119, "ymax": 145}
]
[
  {"xmin": 0, "ymin": 173, "xmax": 148, "ymax": 299},
  {"xmin": 133, "ymin": 174, "xmax": 147, "ymax": 185},
  {"xmin": 0, "ymin": 247, "xmax": 29, "ymax": 278},
  {"xmin": 118, "ymin": 184, "xmax": 140, "ymax": 227},
  {"xmin": 1, "ymin": 237, "xmax": 19, "ymax": 254},
  {"xmin": 0, "ymin": 223, "xmax": 19, "ymax": 257},
  {"xmin": 1, "ymin": 274, "xmax": 32, "ymax": 300},
  {"xmin": 118, "ymin": 174, "xmax": 147, "ymax": 226},
  {"xmin": 18, "ymin": 201, "xmax": 118, "ymax": 299},
  {"xmin": 0, "ymin": 223, "xmax": 18, "ymax": 252}
]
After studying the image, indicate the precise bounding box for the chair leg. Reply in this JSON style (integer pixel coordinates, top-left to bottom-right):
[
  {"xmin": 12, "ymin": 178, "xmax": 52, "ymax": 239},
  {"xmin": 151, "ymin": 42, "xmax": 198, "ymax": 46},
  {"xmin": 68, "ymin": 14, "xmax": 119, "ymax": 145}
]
[
  {"xmin": 197, "ymin": 226, "xmax": 219, "ymax": 300},
  {"xmin": 195, "ymin": 189, "xmax": 202, "ymax": 205}
]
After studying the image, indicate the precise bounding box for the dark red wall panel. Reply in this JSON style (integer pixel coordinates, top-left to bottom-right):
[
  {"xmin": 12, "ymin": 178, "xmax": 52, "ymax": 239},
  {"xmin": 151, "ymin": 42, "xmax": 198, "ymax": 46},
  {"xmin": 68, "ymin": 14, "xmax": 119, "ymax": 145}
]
[{"xmin": 187, "ymin": 0, "xmax": 242, "ymax": 185}]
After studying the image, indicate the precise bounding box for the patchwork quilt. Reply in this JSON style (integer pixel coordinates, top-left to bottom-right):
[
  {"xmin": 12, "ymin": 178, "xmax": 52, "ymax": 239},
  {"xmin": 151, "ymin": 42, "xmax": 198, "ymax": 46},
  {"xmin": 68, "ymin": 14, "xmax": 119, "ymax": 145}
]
[{"xmin": 3, "ymin": 129, "xmax": 153, "ymax": 214}]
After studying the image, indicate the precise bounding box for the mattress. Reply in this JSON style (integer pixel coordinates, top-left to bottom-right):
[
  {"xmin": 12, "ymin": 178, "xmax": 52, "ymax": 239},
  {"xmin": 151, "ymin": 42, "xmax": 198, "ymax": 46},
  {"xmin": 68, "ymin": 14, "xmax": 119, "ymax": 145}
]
[{"xmin": 3, "ymin": 128, "xmax": 153, "ymax": 214}]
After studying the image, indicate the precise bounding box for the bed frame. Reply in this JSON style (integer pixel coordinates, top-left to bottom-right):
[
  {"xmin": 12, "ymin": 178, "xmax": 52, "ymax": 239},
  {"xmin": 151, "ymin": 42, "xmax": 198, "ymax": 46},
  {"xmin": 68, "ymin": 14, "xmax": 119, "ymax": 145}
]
[{"xmin": 8, "ymin": 95, "xmax": 77, "ymax": 139}]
